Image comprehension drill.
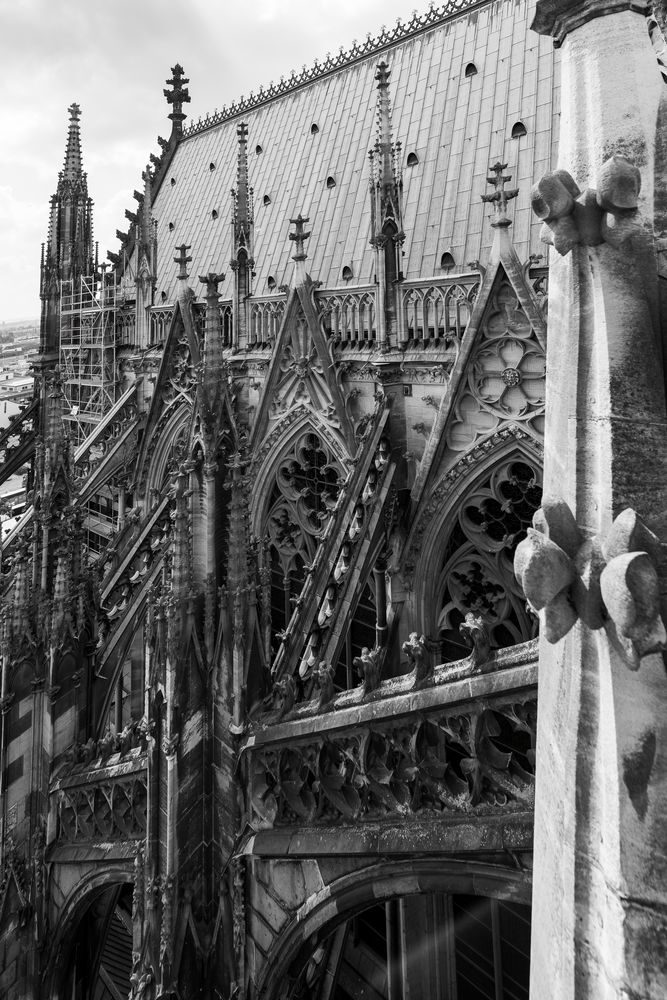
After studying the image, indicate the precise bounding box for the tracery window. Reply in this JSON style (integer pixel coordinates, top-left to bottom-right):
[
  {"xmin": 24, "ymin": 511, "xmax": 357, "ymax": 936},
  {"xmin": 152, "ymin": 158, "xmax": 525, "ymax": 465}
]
[
  {"xmin": 437, "ymin": 458, "xmax": 542, "ymax": 659},
  {"xmin": 266, "ymin": 430, "xmax": 341, "ymax": 639}
]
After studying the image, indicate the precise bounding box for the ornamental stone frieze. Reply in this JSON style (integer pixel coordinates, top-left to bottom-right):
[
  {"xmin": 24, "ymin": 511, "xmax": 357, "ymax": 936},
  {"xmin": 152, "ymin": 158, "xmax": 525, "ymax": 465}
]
[
  {"xmin": 514, "ymin": 501, "xmax": 666, "ymax": 667},
  {"xmin": 55, "ymin": 769, "xmax": 147, "ymax": 843},
  {"xmin": 247, "ymin": 691, "xmax": 536, "ymax": 828}
]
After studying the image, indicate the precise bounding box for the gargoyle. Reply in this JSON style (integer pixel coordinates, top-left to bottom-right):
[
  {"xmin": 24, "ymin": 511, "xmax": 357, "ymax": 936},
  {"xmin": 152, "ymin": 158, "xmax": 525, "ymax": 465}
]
[
  {"xmin": 316, "ymin": 660, "xmax": 335, "ymax": 712},
  {"xmin": 459, "ymin": 613, "xmax": 492, "ymax": 670},
  {"xmin": 402, "ymin": 632, "xmax": 432, "ymax": 687},
  {"xmin": 354, "ymin": 645, "xmax": 383, "ymax": 696}
]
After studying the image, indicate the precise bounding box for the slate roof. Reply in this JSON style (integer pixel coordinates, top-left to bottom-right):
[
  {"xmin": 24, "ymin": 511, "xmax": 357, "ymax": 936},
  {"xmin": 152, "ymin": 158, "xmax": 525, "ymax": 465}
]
[{"xmin": 148, "ymin": 0, "xmax": 558, "ymax": 302}]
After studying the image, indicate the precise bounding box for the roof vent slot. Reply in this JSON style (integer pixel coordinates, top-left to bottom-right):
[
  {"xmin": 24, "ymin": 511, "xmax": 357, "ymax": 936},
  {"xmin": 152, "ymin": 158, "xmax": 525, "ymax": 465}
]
[
  {"xmin": 326, "ymin": 175, "xmax": 336, "ymax": 189},
  {"xmin": 440, "ymin": 251, "xmax": 455, "ymax": 270},
  {"xmin": 464, "ymin": 62, "xmax": 478, "ymax": 77},
  {"xmin": 342, "ymin": 265, "xmax": 353, "ymax": 281},
  {"xmin": 311, "ymin": 123, "xmax": 319, "ymax": 135},
  {"xmin": 511, "ymin": 121, "xmax": 527, "ymax": 139},
  {"xmin": 168, "ymin": 222, "xmax": 175, "ymax": 232},
  {"xmin": 211, "ymin": 209, "xmax": 218, "ymax": 220},
  {"xmin": 256, "ymin": 144, "xmax": 263, "ymax": 155},
  {"xmin": 209, "ymin": 162, "xmax": 216, "ymax": 171},
  {"xmin": 407, "ymin": 151, "xmax": 419, "ymax": 167},
  {"xmin": 263, "ymin": 194, "xmax": 271, "ymax": 206},
  {"xmin": 267, "ymin": 275, "xmax": 276, "ymax": 290}
]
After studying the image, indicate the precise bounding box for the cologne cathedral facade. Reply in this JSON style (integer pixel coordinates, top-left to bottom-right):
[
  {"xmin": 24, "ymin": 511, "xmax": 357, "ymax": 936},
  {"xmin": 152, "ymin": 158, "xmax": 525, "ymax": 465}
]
[{"xmin": 2, "ymin": 1, "xmax": 667, "ymax": 998}]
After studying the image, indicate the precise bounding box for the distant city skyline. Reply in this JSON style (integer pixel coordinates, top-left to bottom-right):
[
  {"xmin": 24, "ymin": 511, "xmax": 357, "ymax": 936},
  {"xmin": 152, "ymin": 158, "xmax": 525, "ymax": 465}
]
[{"xmin": 2, "ymin": 0, "xmax": 420, "ymax": 323}]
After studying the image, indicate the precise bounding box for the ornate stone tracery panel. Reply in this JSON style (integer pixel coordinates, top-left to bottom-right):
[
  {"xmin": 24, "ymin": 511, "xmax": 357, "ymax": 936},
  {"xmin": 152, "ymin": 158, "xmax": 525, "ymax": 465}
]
[
  {"xmin": 447, "ymin": 279, "xmax": 545, "ymax": 452},
  {"xmin": 265, "ymin": 429, "xmax": 343, "ymax": 635},
  {"xmin": 437, "ymin": 458, "xmax": 542, "ymax": 654},
  {"xmin": 249, "ymin": 696, "xmax": 536, "ymax": 828}
]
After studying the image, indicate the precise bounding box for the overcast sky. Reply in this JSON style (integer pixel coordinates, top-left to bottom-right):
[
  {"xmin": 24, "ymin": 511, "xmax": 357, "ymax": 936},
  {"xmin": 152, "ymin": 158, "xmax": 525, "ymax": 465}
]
[{"xmin": 1, "ymin": 0, "xmax": 421, "ymax": 322}]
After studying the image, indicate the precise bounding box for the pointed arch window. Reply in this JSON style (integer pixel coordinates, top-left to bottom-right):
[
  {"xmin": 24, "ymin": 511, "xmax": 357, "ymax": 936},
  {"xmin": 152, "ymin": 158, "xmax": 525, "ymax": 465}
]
[{"xmin": 437, "ymin": 457, "xmax": 542, "ymax": 660}]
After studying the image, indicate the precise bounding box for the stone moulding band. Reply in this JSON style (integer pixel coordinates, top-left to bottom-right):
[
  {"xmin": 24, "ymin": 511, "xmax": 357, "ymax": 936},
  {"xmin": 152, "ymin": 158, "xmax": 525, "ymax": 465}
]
[{"xmin": 182, "ymin": 0, "xmax": 490, "ymax": 140}]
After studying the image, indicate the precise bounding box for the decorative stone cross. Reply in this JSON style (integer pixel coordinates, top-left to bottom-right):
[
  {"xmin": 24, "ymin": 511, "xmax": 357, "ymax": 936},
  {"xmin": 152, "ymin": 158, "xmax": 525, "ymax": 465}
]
[
  {"xmin": 67, "ymin": 102, "xmax": 81, "ymax": 122},
  {"xmin": 481, "ymin": 162, "xmax": 518, "ymax": 228},
  {"xmin": 173, "ymin": 244, "xmax": 192, "ymax": 281}
]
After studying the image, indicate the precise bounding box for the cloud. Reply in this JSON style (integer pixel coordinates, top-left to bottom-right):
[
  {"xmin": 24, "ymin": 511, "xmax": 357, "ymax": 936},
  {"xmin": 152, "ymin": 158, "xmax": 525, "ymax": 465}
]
[{"xmin": 1, "ymin": 0, "xmax": 414, "ymax": 319}]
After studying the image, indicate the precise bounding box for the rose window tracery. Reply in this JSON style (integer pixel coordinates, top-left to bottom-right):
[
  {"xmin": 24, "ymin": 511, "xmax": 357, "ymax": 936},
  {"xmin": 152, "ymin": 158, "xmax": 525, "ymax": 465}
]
[{"xmin": 437, "ymin": 459, "xmax": 542, "ymax": 658}]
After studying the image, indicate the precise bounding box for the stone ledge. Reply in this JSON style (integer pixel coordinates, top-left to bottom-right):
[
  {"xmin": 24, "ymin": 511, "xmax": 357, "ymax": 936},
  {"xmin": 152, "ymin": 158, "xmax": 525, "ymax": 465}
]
[
  {"xmin": 242, "ymin": 811, "xmax": 533, "ymax": 859},
  {"xmin": 242, "ymin": 646, "xmax": 537, "ymax": 750}
]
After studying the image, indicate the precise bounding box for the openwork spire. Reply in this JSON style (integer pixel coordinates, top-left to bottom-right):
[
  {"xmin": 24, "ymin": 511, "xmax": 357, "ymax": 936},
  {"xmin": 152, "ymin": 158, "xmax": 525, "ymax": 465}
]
[{"xmin": 369, "ymin": 62, "xmax": 404, "ymax": 245}]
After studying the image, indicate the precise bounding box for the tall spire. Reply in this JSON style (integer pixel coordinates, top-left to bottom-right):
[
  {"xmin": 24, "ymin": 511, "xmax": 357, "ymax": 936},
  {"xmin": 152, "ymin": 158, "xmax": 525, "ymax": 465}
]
[
  {"xmin": 230, "ymin": 123, "xmax": 254, "ymax": 349},
  {"xmin": 40, "ymin": 104, "xmax": 94, "ymax": 359},
  {"xmin": 369, "ymin": 62, "xmax": 404, "ymax": 244},
  {"xmin": 61, "ymin": 103, "xmax": 84, "ymax": 183},
  {"xmin": 231, "ymin": 123, "xmax": 254, "ymax": 266},
  {"xmin": 368, "ymin": 62, "xmax": 404, "ymax": 347}
]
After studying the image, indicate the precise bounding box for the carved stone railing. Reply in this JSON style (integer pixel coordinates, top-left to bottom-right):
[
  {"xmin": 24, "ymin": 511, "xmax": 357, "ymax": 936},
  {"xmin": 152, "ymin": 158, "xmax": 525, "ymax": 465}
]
[
  {"xmin": 317, "ymin": 286, "xmax": 377, "ymax": 346},
  {"xmin": 51, "ymin": 741, "xmax": 148, "ymax": 844},
  {"xmin": 248, "ymin": 295, "xmax": 286, "ymax": 346},
  {"xmin": 400, "ymin": 277, "xmax": 479, "ymax": 345},
  {"xmin": 243, "ymin": 640, "xmax": 536, "ymax": 829},
  {"xmin": 149, "ymin": 306, "xmax": 174, "ymax": 345}
]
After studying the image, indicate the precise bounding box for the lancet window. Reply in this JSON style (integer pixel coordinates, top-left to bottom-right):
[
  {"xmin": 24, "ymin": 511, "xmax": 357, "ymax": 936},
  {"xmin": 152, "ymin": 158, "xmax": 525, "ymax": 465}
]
[
  {"xmin": 266, "ymin": 430, "xmax": 342, "ymax": 639},
  {"xmin": 437, "ymin": 457, "xmax": 542, "ymax": 660}
]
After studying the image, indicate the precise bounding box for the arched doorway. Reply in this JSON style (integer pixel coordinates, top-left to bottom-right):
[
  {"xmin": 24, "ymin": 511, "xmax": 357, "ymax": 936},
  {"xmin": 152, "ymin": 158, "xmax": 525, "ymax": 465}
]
[
  {"xmin": 61, "ymin": 883, "xmax": 134, "ymax": 1000},
  {"xmin": 293, "ymin": 892, "xmax": 530, "ymax": 999}
]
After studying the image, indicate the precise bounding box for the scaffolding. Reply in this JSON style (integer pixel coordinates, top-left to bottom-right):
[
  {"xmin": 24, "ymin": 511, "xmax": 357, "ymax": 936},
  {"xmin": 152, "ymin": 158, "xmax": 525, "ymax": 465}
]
[{"xmin": 60, "ymin": 274, "xmax": 117, "ymax": 446}]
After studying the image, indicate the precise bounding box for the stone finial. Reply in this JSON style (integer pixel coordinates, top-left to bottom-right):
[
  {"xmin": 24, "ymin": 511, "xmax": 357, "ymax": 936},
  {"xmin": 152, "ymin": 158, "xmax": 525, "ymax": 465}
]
[
  {"xmin": 164, "ymin": 64, "xmax": 191, "ymax": 135},
  {"xmin": 173, "ymin": 243, "xmax": 192, "ymax": 281},
  {"xmin": 531, "ymin": 156, "xmax": 641, "ymax": 254},
  {"xmin": 515, "ymin": 501, "xmax": 665, "ymax": 667},
  {"xmin": 481, "ymin": 162, "xmax": 519, "ymax": 228},
  {"xmin": 198, "ymin": 271, "xmax": 224, "ymax": 298}
]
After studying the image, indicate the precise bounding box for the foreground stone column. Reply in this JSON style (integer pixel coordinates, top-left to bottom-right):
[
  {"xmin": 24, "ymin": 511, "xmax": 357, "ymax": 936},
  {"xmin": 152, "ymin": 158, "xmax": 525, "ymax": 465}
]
[{"xmin": 526, "ymin": 2, "xmax": 667, "ymax": 997}]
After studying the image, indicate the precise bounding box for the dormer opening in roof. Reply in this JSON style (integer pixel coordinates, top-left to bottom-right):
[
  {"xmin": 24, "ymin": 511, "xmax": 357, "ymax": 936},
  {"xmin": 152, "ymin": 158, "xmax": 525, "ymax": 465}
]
[
  {"xmin": 407, "ymin": 151, "xmax": 419, "ymax": 167},
  {"xmin": 464, "ymin": 62, "xmax": 478, "ymax": 77},
  {"xmin": 230, "ymin": 122, "xmax": 254, "ymax": 350},
  {"xmin": 368, "ymin": 61, "xmax": 405, "ymax": 349},
  {"xmin": 289, "ymin": 214, "xmax": 311, "ymax": 286},
  {"xmin": 311, "ymin": 123, "xmax": 319, "ymax": 135},
  {"xmin": 164, "ymin": 64, "xmax": 191, "ymax": 139},
  {"xmin": 511, "ymin": 120, "xmax": 527, "ymax": 139}
]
